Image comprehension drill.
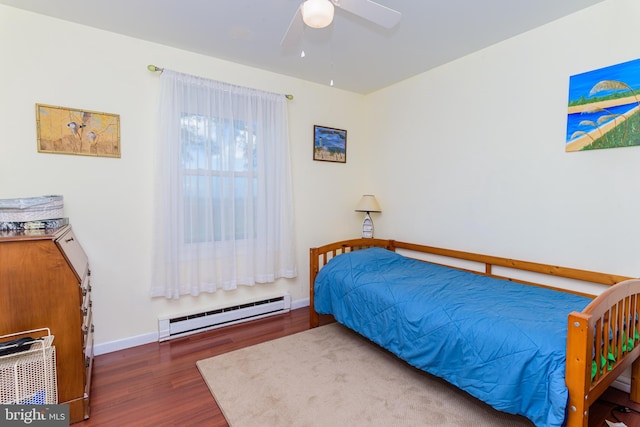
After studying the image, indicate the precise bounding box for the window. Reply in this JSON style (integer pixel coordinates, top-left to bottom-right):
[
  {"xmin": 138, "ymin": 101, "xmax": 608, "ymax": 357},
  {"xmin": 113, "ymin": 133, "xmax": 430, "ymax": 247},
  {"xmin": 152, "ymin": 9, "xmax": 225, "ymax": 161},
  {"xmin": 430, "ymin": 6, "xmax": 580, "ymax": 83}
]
[
  {"xmin": 181, "ymin": 114, "xmax": 257, "ymax": 243},
  {"xmin": 151, "ymin": 70, "xmax": 297, "ymax": 299}
]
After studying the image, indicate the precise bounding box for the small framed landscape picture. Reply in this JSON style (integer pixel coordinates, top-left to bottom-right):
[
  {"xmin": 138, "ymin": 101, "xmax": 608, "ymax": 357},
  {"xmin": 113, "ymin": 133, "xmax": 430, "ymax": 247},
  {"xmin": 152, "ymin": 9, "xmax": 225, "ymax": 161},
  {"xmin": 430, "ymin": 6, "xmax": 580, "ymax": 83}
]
[{"xmin": 313, "ymin": 125, "xmax": 346, "ymax": 163}]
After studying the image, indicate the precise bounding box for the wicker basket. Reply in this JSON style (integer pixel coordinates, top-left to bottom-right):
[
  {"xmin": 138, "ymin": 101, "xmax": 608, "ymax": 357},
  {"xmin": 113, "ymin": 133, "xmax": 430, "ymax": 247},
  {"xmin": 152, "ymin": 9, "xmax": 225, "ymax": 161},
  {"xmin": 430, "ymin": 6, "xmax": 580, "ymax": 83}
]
[{"xmin": 0, "ymin": 329, "xmax": 58, "ymax": 405}]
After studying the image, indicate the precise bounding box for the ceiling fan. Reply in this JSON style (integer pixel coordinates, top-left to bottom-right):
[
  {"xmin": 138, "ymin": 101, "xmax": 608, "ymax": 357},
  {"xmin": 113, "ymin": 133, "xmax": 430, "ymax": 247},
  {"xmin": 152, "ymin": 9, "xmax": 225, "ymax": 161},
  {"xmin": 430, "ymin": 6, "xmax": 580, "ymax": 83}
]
[{"xmin": 281, "ymin": 0, "xmax": 401, "ymax": 48}]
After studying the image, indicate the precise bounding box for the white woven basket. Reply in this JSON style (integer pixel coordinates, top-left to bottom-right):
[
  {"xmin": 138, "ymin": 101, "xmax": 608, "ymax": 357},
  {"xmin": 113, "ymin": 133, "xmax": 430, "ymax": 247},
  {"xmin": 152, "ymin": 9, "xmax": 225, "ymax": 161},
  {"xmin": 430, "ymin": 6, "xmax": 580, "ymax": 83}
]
[{"xmin": 0, "ymin": 329, "xmax": 58, "ymax": 405}]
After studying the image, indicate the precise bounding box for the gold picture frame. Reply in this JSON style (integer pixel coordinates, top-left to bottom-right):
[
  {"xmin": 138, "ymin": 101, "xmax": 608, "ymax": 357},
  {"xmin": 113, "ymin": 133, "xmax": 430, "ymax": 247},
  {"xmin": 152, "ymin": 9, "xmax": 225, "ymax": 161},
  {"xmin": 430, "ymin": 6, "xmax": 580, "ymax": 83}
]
[{"xmin": 36, "ymin": 103, "xmax": 121, "ymax": 158}]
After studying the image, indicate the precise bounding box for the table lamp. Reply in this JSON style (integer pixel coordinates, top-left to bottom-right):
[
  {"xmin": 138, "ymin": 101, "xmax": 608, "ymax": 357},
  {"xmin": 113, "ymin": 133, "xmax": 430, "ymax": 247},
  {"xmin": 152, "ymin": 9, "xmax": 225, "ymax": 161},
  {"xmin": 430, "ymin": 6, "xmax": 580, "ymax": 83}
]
[{"xmin": 355, "ymin": 195, "xmax": 382, "ymax": 238}]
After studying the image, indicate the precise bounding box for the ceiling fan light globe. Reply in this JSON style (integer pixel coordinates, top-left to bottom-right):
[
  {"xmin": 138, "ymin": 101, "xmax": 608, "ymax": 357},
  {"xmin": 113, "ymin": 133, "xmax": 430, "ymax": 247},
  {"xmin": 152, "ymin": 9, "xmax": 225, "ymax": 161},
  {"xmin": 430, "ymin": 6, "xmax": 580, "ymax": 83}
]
[{"xmin": 302, "ymin": 0, "xmax": 335, "ymax": 29}]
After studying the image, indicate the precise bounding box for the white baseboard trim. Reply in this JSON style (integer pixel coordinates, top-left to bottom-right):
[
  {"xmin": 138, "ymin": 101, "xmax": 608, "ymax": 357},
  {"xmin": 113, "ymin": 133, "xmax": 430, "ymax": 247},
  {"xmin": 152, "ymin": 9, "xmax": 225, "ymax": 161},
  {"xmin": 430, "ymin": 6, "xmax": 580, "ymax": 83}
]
[
  {"xmin": 94, "ymin": 332, "xmax": 158, "ymax": 356},
  {"xmin": 93, "ymin": 298, "xmax": 312, "ymax": 355},
  {"xmin": 291, "ymin": 297, "xmax": 310, "ymax": 310},
  {"xmin": 612, "ymin": 375, "xmax": 631, "ymax": 393}
]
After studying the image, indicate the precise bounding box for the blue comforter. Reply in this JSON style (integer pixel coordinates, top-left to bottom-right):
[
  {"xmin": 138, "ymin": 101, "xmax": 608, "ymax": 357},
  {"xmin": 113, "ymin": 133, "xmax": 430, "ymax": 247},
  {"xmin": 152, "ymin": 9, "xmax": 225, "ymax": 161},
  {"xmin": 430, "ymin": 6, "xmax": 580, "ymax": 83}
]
[{"xmin": 313, "ymin": 248, "xmax": 593, "ymax": 427}]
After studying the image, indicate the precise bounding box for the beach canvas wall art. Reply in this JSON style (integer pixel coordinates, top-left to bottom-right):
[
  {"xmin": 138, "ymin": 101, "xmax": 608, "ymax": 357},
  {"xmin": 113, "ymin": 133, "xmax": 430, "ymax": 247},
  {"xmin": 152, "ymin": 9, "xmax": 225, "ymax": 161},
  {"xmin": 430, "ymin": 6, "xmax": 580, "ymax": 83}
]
[
  {"xmin": 36, "ymin": 103, "xmax": 121, "ymax": 158},
  {"xmin": 313, "ymin": 125, "xmax": 347, "ymax": 163},
  {"xmin": 566, "ymin": 58, "xmax": 640, "ymax": 152}
]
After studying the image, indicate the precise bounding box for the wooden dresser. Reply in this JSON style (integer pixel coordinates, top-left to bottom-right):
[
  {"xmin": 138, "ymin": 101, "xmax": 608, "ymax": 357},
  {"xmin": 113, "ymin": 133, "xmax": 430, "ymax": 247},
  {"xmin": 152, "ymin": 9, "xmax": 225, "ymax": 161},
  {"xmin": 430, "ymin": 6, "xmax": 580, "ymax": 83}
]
[{"xmin": 0, "ymin": 225, "xmax": 93, "ymax": 423}]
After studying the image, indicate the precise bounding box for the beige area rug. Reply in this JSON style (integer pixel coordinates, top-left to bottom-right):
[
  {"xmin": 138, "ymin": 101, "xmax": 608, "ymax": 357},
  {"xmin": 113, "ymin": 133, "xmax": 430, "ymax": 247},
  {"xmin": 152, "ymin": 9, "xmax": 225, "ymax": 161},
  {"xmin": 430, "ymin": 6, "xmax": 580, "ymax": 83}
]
[{"xmin": 196, "ymin": 323, "xmax": 534, "ymax": 427}]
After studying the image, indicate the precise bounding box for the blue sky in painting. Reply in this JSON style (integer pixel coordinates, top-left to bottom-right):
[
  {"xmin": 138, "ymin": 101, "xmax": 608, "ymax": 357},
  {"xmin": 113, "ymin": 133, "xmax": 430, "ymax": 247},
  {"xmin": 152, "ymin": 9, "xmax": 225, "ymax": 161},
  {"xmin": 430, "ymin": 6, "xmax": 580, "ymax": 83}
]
[
  {"xmin": 314, "ymin": 128, "xmax": 345, "ymax": 151},
  {"xmin": 568, "ymin": 58, "xmax": 640, "ymax": 103}
]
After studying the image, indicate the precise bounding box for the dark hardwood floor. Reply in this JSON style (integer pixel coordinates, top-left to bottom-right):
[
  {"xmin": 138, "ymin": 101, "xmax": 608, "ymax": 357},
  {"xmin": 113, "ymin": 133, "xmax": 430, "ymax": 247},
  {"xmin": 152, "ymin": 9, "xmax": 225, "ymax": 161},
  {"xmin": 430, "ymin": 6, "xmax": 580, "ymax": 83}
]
[{"xmin": 76, "ymin": 307, "xmax": 640, "ymax": 427}]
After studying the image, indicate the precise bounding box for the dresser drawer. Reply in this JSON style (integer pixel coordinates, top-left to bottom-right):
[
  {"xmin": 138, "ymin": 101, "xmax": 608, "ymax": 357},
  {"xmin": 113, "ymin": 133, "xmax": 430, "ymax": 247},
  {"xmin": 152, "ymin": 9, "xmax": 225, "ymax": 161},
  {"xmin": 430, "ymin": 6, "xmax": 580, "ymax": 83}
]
[
  {"xmin": 83, "ymin": 309, "xmax": 92, "ymax": 350},
  {"xmin": 83, "ymin": 324, "xmax": 94, "ymax": 420},
  {"xmin": 56, "ymin": 228, "xmax": 89, "ymax": 280},
  {"xmin": 81, "ymin": 275, "xmax": 92, "ymax": 312}
]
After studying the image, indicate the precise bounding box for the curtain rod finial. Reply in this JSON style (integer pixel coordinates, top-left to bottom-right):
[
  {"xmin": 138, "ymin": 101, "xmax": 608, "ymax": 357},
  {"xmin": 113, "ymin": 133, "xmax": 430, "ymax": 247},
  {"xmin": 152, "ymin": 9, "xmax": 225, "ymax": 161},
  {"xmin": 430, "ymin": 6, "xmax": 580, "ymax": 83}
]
[
  {"xmin": 285, "ymin": 94, "xmax": 294, "ymax": 100},
  {"xmin": 147, "ymin": 64, "xmax": 163, "ymax": 72}
]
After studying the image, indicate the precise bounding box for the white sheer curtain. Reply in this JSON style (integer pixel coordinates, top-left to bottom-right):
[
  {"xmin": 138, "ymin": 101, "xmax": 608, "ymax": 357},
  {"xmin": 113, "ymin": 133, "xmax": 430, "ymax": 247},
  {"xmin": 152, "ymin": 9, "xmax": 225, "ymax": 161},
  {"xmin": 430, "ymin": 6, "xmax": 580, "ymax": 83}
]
[{"xmin": 151, "ymin": 70, "xmax": 297, "ymax": 299}]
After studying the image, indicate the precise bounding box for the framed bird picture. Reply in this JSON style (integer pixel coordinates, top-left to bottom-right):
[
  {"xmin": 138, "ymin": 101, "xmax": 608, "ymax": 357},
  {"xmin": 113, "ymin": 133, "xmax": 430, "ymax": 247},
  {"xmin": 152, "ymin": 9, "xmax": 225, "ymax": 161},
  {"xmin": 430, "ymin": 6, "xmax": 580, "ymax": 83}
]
[{"xmin": 35, "ymin": 103, "xmax": 121, "ymax": 158}]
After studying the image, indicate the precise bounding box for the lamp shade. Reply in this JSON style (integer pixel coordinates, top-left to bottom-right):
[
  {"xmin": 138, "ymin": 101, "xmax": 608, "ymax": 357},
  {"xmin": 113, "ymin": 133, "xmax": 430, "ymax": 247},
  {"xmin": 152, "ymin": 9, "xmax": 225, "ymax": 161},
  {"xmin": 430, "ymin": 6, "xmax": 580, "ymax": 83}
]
[
  {"xmin": 355, "ymin": 195, "xmax": 382, "ymax": 213},
  {"xmin": 302, "ymin": 0, "xmax": 335, "ymax": 29}
]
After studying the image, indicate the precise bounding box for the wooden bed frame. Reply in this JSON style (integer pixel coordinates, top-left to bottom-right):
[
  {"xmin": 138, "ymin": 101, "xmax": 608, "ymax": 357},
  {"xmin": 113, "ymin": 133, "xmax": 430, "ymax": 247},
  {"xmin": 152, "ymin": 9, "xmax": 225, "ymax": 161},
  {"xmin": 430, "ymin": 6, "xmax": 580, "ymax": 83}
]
[{"xmin": 309, "ymin": 238, "xmax": 640, "ymax": 427}]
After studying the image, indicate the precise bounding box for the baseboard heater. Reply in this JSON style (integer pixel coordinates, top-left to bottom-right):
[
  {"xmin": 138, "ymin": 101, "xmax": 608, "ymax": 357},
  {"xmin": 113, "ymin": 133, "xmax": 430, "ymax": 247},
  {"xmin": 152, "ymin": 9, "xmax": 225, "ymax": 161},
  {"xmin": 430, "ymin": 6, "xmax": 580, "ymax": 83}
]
[{"xmin": 158, "ymin": 293, "xmax": 291, "ymax": 342}]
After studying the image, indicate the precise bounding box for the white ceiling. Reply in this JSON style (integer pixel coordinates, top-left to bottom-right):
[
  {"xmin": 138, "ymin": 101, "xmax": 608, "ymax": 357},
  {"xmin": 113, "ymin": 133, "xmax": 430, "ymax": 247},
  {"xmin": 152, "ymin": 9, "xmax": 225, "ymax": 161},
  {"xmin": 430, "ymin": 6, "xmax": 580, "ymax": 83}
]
[{"xmin": 0, "ymin": 0, "xmax": 605, "ymax": 94}]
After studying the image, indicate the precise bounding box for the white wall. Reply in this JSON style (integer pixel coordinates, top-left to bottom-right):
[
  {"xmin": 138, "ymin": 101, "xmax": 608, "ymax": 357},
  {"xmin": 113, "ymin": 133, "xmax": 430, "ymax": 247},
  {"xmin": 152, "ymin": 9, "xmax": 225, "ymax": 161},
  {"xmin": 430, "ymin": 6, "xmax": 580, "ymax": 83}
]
[
  {"xmin": 367, "ymin": 0, "xmax": 640, "ymax": 279},
  {"xmin": 0, "ymin": 5, "xmax": 370, "ymax": 352},
  {"xmin": 2, "ymin": 0, "xmax": 639, "ymax": 354}
]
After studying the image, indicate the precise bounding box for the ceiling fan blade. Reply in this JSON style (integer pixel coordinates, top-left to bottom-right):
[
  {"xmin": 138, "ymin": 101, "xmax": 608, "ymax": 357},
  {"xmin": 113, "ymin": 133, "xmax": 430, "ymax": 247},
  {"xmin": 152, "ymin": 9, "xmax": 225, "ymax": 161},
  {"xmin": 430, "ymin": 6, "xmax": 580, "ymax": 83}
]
[
  {"xmin": 333, "ymin": 0, "xmax": 401, "ymax": 29},
  {"xmin": 280, "ymin": 5, "xmax": 304, "ymax": 48}
]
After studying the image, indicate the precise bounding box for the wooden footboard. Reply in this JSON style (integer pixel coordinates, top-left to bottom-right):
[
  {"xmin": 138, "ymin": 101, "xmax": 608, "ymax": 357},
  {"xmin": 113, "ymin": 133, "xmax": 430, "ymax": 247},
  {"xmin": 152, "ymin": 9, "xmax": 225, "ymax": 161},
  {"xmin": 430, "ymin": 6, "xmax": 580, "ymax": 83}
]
[
  {"xmin": 566, "ymin": 278, "xmax": 640, "ymax": 427},
  {"xmin": 309, "ymin": 238, "xmax": 639, "ymax": 426}
]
